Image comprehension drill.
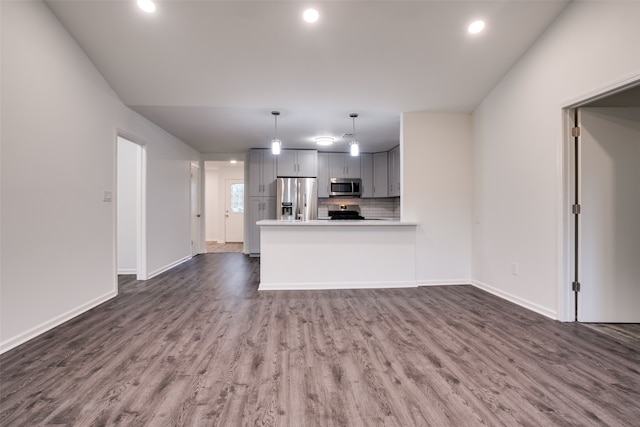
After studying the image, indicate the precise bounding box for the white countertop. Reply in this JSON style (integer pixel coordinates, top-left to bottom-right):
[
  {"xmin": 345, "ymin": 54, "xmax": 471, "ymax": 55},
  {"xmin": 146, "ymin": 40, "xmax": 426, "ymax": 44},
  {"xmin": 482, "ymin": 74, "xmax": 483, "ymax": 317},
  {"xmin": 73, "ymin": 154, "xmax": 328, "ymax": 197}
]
[{"xmin": 257, "ymin": 219, "xmax": 417, "ymax": 227}]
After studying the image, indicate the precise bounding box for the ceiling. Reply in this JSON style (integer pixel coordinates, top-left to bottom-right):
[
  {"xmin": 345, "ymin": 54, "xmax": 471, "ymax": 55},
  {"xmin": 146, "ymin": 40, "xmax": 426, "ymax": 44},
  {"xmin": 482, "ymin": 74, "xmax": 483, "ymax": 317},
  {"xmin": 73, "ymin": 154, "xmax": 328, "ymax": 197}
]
[{"xmin": 46, "ymin": 0, "xmax": 570, "ymax": 154}]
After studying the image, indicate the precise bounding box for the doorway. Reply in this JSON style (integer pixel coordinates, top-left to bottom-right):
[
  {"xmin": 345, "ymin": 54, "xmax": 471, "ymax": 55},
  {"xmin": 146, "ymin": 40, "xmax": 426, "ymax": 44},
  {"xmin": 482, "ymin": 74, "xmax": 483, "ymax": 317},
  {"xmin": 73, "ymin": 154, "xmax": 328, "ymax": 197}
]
[
  {"xmin": 566, "ymin": 84, "xmax": 640, "ymax": 322},
  {"xmin": 116, "ymin": 135, "xmax": 146, "ymax": 280},
  {"xmin": 204, "ymin": 160, "xmax": 245, "ymax": 252}
]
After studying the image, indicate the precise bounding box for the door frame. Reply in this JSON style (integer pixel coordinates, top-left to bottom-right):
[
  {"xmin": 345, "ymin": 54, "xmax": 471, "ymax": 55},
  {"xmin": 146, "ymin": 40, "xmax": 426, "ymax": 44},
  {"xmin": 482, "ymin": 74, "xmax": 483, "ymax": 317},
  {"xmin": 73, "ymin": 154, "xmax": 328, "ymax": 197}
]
[
  {"xmin": 115, "ymin": 130, "xmax": 147, "ymax": 281},
  {"xmin": 559, "ymin": 76, "xmax": 640, "ymax": 321}
]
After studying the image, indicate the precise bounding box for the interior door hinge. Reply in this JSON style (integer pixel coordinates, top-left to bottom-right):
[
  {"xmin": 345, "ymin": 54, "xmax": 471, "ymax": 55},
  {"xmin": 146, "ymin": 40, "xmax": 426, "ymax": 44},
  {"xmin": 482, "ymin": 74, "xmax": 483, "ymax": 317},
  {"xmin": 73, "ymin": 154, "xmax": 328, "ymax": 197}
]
[
  {"xmin": 572, "ymin": 281, "xmax": 581, "ymax": 292},
  {"xmin": 572, "ymin": 204, "xmax": 581, "ymax": 214},
  {"xmin": 572, "ymin": 126, "xmax": 581, "ymax": 137}
]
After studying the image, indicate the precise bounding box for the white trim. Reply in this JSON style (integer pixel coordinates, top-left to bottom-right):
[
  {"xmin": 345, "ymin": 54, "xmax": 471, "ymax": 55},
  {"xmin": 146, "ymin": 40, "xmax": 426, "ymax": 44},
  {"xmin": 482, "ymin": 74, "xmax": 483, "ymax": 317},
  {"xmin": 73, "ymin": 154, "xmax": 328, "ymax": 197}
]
[
  {"xmin": 0, "ymin": 290, "xmax": 118, "ymax": 355},
  {"xmin": 115, "ymin": 129, "xmax": 148, "ymax": 281},
  {"xmin": 117, "ymin": 269, "xmax": 137, "ymax": 275},
  {"xmin": 147, "ymin": 255, "xmax": 192, "ymax": 280},
  {"xmin": 138, "ymin": 144, "xmax": 148, "ymax": 280},
  {"xmin": 259, "ymin": 281, "xmax": 417, "ymax": 291},
  {"xmin": 471, "ymin": 280, "xmax": 557, "ymax": 320},
  {"xmin": 557, "ymin": 107, "xmax": 576, "ymax": 322},
  {"xmin": 556, "ymin": 74, "xmax": 640, "ymax": 322},
  {"xmin": 418, "ymin": 279, "xmax": 471, "ymax": 286},
  {"xmin": 561, "ymin": 72, "xmax": 640, "ymax": 109}
]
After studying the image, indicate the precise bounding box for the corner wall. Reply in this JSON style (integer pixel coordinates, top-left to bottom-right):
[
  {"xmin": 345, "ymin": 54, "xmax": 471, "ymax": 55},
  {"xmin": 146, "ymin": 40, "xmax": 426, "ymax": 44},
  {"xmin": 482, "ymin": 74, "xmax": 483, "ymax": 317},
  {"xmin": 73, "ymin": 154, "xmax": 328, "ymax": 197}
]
[
  {"xmin": 471, "ymin": 0, "xmax": 640, "ymax": 320},
  {"xmin": 0, "ymin": 1, "xmax": 200, "ymax": 353},
  {"xmin": 402, "ymin": 113, "xmax": 472, "ymax": 285}
]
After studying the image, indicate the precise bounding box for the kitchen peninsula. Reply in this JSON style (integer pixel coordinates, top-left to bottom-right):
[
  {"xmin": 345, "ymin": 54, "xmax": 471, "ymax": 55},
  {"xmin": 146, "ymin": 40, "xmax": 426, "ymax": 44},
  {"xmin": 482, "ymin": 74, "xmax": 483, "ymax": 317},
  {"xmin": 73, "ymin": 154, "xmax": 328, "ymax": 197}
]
[{"xmin": 257, "ymin": 220, "xmax": 417, "ymax": 290}]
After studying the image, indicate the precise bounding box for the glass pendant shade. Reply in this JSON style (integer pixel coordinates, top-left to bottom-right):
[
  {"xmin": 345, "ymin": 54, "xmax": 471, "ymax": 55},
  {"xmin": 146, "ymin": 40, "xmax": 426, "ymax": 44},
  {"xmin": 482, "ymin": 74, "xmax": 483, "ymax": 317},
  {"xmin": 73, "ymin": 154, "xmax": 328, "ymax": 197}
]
[
  {"xmin": 271, "ymin": 138, "xmax": 281, "ymax": 155},
  {"xmin": 350, "ymin": 141, "xmax": 359, "ymax": 156}
]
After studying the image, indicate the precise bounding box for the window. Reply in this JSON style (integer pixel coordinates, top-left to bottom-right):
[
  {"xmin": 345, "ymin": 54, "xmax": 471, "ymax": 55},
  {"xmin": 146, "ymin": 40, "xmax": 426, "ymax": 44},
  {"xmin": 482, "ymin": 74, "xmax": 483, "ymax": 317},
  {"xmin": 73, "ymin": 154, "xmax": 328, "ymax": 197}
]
[{"xmin": 230, "ymin": 183, "xmax": 244, "ymax": 213}]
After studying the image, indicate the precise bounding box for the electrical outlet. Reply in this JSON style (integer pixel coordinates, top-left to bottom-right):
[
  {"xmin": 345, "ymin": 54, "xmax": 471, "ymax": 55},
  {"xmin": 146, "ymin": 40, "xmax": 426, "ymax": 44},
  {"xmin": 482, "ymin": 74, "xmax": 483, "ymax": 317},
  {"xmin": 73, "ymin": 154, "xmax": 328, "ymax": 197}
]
[
  {"xmin": 103, "ymin": 190, "xmax": 113, "ymax": 202},
  {"xmin": 511, "ymin": 262, "xmax": 519, "ymax": 275}
]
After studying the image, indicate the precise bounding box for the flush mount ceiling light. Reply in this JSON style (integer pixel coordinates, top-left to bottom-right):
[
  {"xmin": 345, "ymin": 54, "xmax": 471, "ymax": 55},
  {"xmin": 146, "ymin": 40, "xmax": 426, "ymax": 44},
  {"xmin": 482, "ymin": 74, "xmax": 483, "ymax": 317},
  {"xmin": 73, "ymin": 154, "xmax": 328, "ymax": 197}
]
[
  {"xmin": 349, "ymin": 113, "xmax": 360, "ymax": 157},
  {"xmin": 137, "ymin": 0, "xmax": 156, "ymax": 13},
  {"xmin": 271, "ymin": 111, "xmax": 282, "ymax": 155},
  {"xmin": 303, "ymin": 9, "xmax": 319, "ymax": 23},
  {"xmin": 468, "ymin": 20, "xmax": 485, "ymax": 34},
  {"xmin": 315, "ymin": 136, "xmax": 334, "ymax": 146}
]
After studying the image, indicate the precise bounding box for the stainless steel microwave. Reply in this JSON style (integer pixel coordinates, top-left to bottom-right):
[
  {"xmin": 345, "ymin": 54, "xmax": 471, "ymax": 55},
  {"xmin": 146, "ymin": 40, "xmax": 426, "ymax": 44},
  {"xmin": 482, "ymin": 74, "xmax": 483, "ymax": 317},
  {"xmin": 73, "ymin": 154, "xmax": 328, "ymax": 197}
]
[{"xmin": 330, "ymin": 178, "xmax": 362, "ymax": 197}]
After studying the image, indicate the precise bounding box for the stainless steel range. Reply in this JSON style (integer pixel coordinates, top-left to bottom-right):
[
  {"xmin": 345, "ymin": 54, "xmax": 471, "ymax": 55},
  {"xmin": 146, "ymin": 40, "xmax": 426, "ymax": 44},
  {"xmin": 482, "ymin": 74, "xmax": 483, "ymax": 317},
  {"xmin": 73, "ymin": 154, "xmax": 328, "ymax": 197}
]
[{"xmin": 327, "ymin": 204, "xmax": 365, "ymax": 220}]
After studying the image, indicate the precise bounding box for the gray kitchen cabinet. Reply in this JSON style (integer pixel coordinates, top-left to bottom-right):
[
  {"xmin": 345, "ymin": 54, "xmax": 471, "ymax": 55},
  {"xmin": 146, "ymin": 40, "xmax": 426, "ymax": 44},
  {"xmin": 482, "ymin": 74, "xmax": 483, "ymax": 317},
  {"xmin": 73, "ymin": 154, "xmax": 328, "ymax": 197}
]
[
  {"xmin": 388, "ymin": 146, "xmax": 400, "ymax": 197},
  {"xmin": 360, "ymin": 153, "xmax": 373, "ymax": 198},
  {"xmin": 329, "ymin": 152, "xmax": 361, "ymax": 178},
  {"xmin": 249, "ymin": 149, "xmax": 276, "ymax": 197},
  {"xmin": 248, "ymin": 196, "xmax": 276, "ymax": 255},
  {"xmin": 317, "ymin": 152, "xmax": 330, "ymax": 198},
  {"xmin": 373, "ymin": 151, "xmax": 389, "ymax": 198},
  {"xmin": 276, "ymin": 149, "xmax": 317, "ymax": 177}
]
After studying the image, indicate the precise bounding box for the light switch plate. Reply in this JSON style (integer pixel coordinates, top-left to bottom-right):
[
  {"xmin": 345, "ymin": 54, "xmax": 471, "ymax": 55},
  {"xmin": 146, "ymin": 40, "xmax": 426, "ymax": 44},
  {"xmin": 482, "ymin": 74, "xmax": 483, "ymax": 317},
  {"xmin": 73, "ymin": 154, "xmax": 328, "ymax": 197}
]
[{"xmin": 103, "ymin": 190, "xmax": 113, "ymax": 202}]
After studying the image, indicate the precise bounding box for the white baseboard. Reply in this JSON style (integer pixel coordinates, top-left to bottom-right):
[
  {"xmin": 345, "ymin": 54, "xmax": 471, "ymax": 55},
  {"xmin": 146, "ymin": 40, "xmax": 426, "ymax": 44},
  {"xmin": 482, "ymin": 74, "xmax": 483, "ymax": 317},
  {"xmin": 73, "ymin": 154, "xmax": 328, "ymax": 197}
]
[
  {"xmin": 0, "ymin": 289, "xmax": 118, "ymax": 355},
  {"xmin": 470, "ymin": 280, "xmax": 557, "ymax": 320},
  {"xmin": 418, "ymin": 279, "xmax": 471, "ymax": 286},
  {"xmin": 117, "ymin": 268, "xmax": 137, "ymax": 275},
  {"xmin": 147, "ymin": 255, "xmax": 191, "ymax": 280},
  {"xmin": 258, "ymin": 281, "xmax": 417, "ymax": 291}
]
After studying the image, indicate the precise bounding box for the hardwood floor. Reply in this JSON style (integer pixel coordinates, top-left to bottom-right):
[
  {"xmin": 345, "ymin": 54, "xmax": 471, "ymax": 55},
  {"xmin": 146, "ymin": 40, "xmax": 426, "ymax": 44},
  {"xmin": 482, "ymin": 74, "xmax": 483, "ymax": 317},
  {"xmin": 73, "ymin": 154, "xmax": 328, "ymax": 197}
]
[
  {"xmin": 206, "ymin": 241, "xmax": 243, "ymax": 253},
  {"xmin": 1, "ymin": 253, "xmax": 639, "ymax": 426}
]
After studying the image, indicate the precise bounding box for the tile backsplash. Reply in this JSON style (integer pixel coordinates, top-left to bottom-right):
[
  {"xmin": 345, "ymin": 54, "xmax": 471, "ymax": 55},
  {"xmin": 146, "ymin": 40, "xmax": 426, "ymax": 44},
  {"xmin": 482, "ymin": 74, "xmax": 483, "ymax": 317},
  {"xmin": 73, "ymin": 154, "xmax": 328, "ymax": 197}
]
[{"xmin": 318, "ymin": 197, "xmax": 400, "ymax": 219}]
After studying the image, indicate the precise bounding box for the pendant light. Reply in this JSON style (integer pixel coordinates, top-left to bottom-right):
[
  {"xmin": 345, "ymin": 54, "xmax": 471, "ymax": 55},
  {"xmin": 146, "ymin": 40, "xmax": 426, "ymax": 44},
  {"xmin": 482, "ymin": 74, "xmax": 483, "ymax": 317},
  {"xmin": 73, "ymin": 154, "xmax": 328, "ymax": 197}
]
[
  {"xmin": 271, "ymin": 111, "xmax": 281, "ymax": 155},
  {"xmin": 349, "ymin": 113, "xmax": 360, "ymax": 157}
]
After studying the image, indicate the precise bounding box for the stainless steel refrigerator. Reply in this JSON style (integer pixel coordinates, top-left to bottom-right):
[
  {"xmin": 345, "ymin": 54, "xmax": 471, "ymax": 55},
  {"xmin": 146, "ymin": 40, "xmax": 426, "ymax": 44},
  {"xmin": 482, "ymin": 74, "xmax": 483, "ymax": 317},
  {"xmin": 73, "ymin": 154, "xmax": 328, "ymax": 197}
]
[{"xmin": 277, "ymin": 177, "xmax": 318, "ymax": 221}]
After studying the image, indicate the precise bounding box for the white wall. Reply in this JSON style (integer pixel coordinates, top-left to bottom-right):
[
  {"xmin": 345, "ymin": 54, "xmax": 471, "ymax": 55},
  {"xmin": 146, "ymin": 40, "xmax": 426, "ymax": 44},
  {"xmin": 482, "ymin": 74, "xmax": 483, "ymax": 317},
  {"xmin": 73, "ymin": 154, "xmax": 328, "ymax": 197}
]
[
  {"xmin": 204, "ymin": 161, "xmax": 244, "ymax": 243},
  {"xmin": 0, "ymin": 1, "xmax": 200, "ymax": 353},
  {"xmin": 117, "ymin": 137, "xmax": 139, "ymax": 274},
  {"xmin": 402, "ymin": 113, "xmax": 472, "ymax": 285},
  {"xmin": 471, "ymin": 1, "xmax": 640, "ymax": 320}
]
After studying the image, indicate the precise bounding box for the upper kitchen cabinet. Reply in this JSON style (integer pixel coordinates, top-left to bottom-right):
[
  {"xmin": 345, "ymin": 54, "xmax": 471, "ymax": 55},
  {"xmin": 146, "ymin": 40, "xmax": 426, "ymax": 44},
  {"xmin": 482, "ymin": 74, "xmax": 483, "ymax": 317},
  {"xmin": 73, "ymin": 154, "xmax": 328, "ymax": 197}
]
[
  {"xmin": 373, "ymin": 152, "xmax": 389, "ymax": 198},
  {"xmin": 277, "ymin": 149, "xmax": 317, "ymax": 177},
  {"xmin": 360, "ymin": 153, "xmax": 373, "ymax": 198},
  {"xmin": 360, "ymin": 152, "xmax": 388, "ymax": 198},
  {"xmin": 388, "ymin": 146, "xmax": 400, "ymax": 197},
  {"xmin": 317, "ymin": 152, "xmax": 330, "ymax": 198},
  {"xmin": 329, "ymin": 152, "xmax": 361, "ymax": 179},
  {"xmin": 249, "ymin": 149, "xmax": 277, "ymax": 197}
]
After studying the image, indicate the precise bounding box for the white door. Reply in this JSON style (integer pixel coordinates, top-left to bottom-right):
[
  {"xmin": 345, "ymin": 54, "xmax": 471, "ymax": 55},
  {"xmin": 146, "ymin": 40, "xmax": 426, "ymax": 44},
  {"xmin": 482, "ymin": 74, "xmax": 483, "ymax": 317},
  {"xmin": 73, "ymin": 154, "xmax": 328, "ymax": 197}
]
[
  {"xmin": 190, "ymin": 163, "xmax": 201, "ymax": 256},
  {"xmin": 578, "ymin": 108, "xmax": 640, "ymax": 322},
  {"xmin": 225, "ymin": 179, "xmax": 244, "ymax": 243}
]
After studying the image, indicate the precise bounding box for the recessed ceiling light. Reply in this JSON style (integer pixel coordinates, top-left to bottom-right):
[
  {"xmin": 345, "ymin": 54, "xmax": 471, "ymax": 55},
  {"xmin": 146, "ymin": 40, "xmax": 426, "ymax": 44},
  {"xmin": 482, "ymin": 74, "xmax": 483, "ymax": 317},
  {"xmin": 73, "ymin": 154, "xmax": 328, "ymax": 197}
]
[
  {"xmin": 315, "ymin": 136, "xmax": 334, "ymax": 146},
  {"xmin": 137, "ymin": 0, "xmax": 156, "ymax": 13},
  {"xmin": 303, "ymin": 9, "xmax": 319, "ymax": 23},
  {"xmin": 230, "ymin": 160, "xmax": 237, "ymax": 164},
  {"xmin": 468, "ymin": 20, "xmax": 485, "ymax": 34}
]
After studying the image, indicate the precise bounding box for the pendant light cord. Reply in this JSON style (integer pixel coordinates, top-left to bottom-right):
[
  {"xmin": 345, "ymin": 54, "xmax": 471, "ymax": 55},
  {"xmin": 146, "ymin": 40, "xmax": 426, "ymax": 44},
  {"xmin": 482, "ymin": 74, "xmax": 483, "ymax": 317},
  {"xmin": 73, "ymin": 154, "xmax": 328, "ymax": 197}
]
[
  {"xmin": 350, "ymin": 113, "xmax": 358, "ymax": 142},
  {"xmin": 272, "ymin": 111, "xmax": 280, "ymax": 140}
]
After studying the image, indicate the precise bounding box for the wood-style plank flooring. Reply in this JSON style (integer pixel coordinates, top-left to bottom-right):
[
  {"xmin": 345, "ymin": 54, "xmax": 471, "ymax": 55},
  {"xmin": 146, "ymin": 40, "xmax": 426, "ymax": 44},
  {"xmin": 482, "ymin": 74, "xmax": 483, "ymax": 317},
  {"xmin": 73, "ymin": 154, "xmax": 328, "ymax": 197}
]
[
  {"xmin": 1, "ymin": 254, "xmax": 639, "ymax": 426},
  {"xmin": 205, "ymin": 242, "xmax": 243, "ymax": 253}
]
